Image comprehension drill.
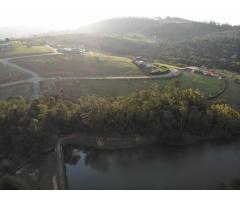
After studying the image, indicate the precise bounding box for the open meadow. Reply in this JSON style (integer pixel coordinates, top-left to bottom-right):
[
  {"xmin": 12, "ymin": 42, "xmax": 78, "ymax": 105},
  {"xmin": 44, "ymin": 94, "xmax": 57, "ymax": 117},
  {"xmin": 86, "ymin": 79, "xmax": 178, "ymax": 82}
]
[
  {"xmin": 177, "ymin": 72, "xmax": 225, "ymax": 96},
  {"xmin": 41, "ymin": 71, "xmax": 225, "ymax": 99},
  {"xmin": 0, "ymin": 43, "xmax": 53, "ymax": 58},
  {"xmin": 0, "ymin": 63, "xmax": 30, "ymax": 84},
  {"xmin": 0, "ymin": 83, "xmax": 33, "ymax": 100},
  {"xmin": 12, "ymin": 52, "xmax": 144, "ymax": 77}
]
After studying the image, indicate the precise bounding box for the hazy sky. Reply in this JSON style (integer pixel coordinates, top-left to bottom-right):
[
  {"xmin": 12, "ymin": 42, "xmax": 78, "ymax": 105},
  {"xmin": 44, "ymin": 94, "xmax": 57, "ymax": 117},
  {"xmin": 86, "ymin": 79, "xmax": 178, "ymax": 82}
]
[{"xmin": 0, "ymin": 0, "xmax": 240, "ymax": 31}]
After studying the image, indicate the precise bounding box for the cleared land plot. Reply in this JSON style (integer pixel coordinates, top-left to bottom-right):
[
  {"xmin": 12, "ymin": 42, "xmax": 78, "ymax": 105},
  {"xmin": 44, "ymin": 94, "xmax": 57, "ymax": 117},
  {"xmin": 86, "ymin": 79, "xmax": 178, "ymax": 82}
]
[
  {"xmin": 152, "ymin": 63, "xmax": 170, "ymax": 73},
  {"xmin": 153, "ymin": 62, "xmax": 176, "ymax": 69},
  {"xmin": 0, "ymin": 63, "xmax": 30, "ymax": 84},
  {"xmin": 218, "ymin": 80, "xmax": 240, "ymax": 109},
  {"xmin": 177, "ymin": 72, "xmax": 225, "ymax": 97},
  {"xmin": 0, "ymin": 83, "xmax": 33, "ymax": 100},
  {"xmin": 12, "ymin": 53, "xmax": 144, "ymax": 77},
  {"xmin": 0, "ymin": 45, "xmax": 53, "ymax": 58},
  {"xmin": 191, "ymin": 68, "xmax": 240, "ymax": 108},
  {"xmin": 42, "ymin": 72, "xmax": 224, "ymax": 99}
]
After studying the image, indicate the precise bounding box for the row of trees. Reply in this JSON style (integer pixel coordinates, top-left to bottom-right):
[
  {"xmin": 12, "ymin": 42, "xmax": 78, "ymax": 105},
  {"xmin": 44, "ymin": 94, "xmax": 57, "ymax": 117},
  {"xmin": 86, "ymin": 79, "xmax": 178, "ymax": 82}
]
[{"xmin": 0, "ymin": 85, "xmax": 240, "ymax": 157}]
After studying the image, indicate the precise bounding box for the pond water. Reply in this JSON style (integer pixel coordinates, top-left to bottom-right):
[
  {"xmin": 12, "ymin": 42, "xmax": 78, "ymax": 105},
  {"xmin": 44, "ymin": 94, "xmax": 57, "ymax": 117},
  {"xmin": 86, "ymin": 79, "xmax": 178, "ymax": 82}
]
[{"xmin": 64, "ymin": 137, "xmax": 240, "ymax": 189}]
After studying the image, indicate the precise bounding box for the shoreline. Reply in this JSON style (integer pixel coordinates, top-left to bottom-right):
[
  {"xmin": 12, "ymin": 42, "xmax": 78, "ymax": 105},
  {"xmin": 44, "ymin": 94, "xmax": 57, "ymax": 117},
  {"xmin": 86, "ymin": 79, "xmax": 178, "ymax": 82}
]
[
  {"xmin": 2, "ymin": 132, "xmax": 237, "ymax": 190},
  {"xmin": 55, "ymin": 132, "xmax": 237, "ymax": 189}
]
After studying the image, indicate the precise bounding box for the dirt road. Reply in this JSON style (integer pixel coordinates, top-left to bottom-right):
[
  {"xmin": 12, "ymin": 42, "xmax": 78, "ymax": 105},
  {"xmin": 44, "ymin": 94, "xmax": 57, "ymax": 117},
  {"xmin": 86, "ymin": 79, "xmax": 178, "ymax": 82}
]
[{"xmin": 0, "ymin": 51, "xmax": 180, "ymax": 99}]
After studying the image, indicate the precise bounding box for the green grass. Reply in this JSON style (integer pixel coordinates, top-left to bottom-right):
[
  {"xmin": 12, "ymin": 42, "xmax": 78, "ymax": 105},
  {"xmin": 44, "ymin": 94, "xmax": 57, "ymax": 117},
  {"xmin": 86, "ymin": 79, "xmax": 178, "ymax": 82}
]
[
  {"xmin": 0, "ymin": 45, "xmax": 53, "ymax": 58},
  {"xmin": 152, "ymin": 63, "xmax": 170, "ymax": 72},
  {"xmin": 87, "ymin": 52, "xmax": 143, "ymax": 74},
  {"xmin": 218, "ymin": 80, "xmax": 240, "ymax": 109},
  {"xmin": 212, "ymin": 69, "xmax": 240, "ymax": 107},
  {"xmin": 176, "ymin": 72, "xmax": 225, "ymax": 96},
  {"xmin": 0, "ymin": 83, "xmax": 33, "ymax": 100},
  {"xmin": 42, "ymin": 71, "xmax": 225, "ymax": 99},
  {"xmin": 42, "ymin": 79, "xmax": 161, "ymax": 99},
  {"xmin": 109, "ymin": 34, "xmax": 156, "ymax": 44},
  {"xmin": 153, "ymin": 61, "xmax": 178, "ymax": 69},
  {"xmin": 0, "ymin": 63, "xmax": 30, "ymax": 84},
  {"xmin": 13, "ymin": 52, "xmax": 144, "ymax": 77}
]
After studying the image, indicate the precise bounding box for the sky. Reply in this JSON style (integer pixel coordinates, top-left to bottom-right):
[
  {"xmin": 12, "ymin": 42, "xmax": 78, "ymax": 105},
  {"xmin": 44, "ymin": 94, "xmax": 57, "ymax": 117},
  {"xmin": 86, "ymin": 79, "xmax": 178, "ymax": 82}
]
[{"xmin": 0, "ymin": 0, "xmax": 240, "ymax": 31}]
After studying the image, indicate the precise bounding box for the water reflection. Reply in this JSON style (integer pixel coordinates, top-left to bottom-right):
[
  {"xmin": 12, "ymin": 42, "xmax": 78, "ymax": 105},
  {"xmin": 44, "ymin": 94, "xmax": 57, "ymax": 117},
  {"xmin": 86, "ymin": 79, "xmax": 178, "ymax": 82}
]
[
  {"xmin": 64, "ymin": 148, "xmax": 82, "ymax": 166},
  {"xmin": 64, "ymin": 137, "xmax": 240, "ymax": 189}
]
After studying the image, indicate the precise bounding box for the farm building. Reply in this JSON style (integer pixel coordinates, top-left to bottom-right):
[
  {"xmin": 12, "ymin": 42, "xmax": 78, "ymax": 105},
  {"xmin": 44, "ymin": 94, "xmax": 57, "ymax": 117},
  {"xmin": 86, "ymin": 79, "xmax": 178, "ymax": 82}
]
[
  {"xmin": 133, "ymin": 56, "xmax": 163, "ymax": 75},
  {"xmin": 183, "ymin": 66, "xmax": 223, "ymax": 79}
]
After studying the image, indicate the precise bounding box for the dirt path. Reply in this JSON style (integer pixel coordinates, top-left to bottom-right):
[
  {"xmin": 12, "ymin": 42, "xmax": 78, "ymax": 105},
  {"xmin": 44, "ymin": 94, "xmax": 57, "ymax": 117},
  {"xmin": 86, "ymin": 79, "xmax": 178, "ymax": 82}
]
[
  {"xmin": 0, "ymin": 49, "xmax": 60, "ymax": 99},
  {"xmin": 0, "ymin": 51, "xmax": 180, "ymax": 99}
]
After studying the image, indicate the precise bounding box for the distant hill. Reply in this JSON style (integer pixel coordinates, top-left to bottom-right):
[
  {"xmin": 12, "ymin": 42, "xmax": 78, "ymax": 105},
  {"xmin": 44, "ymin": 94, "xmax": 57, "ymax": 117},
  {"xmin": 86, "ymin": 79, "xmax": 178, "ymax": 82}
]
[
  {"xmin": 0, "ymin": 27, "xmax": 73, "ymax": 39},
  {"xmin": 160, "ymin": 29, "xmax": 240, "ymax": 71},
  {"xmin": 42, "ymin": 31, "xmax": 240, "ymax": 72},
  {"xmin": 78, "ymin": 17, "xmax": 237, "ymax": 42},
  {"xmin": 39, "ymin": 17, "xmax": 240, "ymax": 72},
  {"xmin": 0, "ymin": 27, "xmax": 50, "ymax": 39}
]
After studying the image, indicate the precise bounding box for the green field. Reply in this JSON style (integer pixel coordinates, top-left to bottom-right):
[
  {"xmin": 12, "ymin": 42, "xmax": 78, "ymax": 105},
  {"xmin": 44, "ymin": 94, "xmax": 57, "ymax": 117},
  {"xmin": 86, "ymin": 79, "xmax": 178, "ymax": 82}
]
[
  {"xmin": 41, "ymin": 71, "xmax": 225, "ymax": 99},
  {"xmin": 0, "ymin": 63, "xmax": 30, "ymax": 84},
  {"xmin": 177, "ymin": 72, "xmax": 225, "ymax": 96},
  {"xmin": 12, "ymin": 52, "xmax": 144, "ymax": 77},
  {"xmin": 152, "ymin": 63, "xmax": 170, "ymax": 72},
  {"xmin": 0, "ymin": 45, "xmax": 53, "ymax": 58},
  {"xmin": 218, "ymin": 80, "xmax": 240, "ymax": 109},
  {"xmin": 152, "ymin": 61, "xmax": 178, "ymax": 69},
  {"xmin": 0, "ymin": 83, "xmax": 33, "ymax": 100},
  {"xmin": 203, "ymin": 68, "xmax": 240, "ymax": 108}
]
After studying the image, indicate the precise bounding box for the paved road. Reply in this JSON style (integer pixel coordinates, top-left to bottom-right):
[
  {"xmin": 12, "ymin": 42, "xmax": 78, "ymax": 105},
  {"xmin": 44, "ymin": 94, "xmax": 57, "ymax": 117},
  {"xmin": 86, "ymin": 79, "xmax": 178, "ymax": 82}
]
[{"xmin": 0, "ymin": 51, "xmax": 180, "ymax": 99}]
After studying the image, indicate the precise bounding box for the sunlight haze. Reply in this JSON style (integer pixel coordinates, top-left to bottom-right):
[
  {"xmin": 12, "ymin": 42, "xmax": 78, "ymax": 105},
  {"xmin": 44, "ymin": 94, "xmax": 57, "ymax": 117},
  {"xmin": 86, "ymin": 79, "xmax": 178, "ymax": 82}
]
[
  {"xmin": 1, "ymin": 0, "xmax": 240, "ymax": 193},
  {"xmin": 0, "ymin": 0, "xmax": 239, "ymax": 31}
]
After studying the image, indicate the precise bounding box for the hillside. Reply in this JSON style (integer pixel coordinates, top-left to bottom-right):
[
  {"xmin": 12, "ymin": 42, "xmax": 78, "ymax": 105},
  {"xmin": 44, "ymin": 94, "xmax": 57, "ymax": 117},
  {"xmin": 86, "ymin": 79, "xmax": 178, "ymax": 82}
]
[
  {"xmin": 0, "ymin": 27, "xmax": 50, "ymax": 39},
  {"xmin": 42, "ymin": 31, "xmax": 240, "ymax": 72},
  {"xmin": 38, "ymin": 17, "xmax": 240, "ymax": 72},
  {"xmin": 79, "ymin": 17, "xmax": 237, "ymax": 42},
  {"xmin": 159, "ymin": 30, "xmax": 240, "ymax": 71}
]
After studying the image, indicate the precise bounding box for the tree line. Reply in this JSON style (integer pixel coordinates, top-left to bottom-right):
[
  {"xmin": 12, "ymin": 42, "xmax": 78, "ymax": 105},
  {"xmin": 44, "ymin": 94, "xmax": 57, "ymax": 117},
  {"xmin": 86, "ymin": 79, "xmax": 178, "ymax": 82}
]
[{"xmin": 0, "ymin": 84, "xmax": 240, "ymax": 158}]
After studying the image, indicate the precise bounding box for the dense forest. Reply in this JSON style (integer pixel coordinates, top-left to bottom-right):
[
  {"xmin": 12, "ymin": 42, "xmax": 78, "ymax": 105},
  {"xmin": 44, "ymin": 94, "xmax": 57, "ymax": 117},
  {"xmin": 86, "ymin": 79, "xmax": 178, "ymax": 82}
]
[
  {"xmin": 80, "ymin": 17, "xmax": 236, "ymax": 42},
  {"xmin": 159, "ymin": 30, "xmax": 240, "ymax": 71},
  {"xmin": 1, "ymin": 84, "xmax": 240, "ymax": 159}
]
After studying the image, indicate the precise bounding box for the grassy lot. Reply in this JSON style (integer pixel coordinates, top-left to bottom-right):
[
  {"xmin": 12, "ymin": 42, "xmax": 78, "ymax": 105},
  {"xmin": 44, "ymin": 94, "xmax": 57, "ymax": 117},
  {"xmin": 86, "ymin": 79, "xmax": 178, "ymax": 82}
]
[
  {"xmin": 109, "ymin": 34, "xmax": 156, "ymax": 44},
  {"xmin": 218, "ymin": 80, "xmax": 240, "ymax": 109},
  {"xmin": 42, "ymin": 79, "xmax": 162, "ymax": 99},
  {"xmin": 0, "ymin": 45, "xmax": 53, "ymax": 58},
  {"xmin": 177, "ymin": 72, "xmax": 225, "ymax": 96},
  {"xmin": 153, "ymin": 60, "xmax": 178, "ymax": 69},
  {"xmin": 152, "ymin": 63, "xmax": 169, "ymax": 73},
  {"xmin": 41, "ymin": 71, "xmax": 225, "ymax": 100},
  {"xmin": 12, "ymin": 52, "xmax": 144, "ymax": 77},
  {"xmin": 0, "ymin": 83, "xmax": 33, "ymax": 100},
  {"xmin": 0, "ymin": 63, "xmax": 30, "ymax": 84},
  {"xmin": 206, "ymin": 68, "xmax": 240, "ymax": 108}
]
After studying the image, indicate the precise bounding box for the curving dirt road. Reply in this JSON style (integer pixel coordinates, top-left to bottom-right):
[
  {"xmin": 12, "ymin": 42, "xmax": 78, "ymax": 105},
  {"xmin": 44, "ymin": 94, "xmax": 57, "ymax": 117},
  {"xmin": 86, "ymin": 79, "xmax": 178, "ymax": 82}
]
[
  {"xmin": 0, "ymin": 49, "xmax": 60, "ymax": 99},
  {"xmin": 0, "ymin": 51, "xmax": 180, "ymax": 99}
]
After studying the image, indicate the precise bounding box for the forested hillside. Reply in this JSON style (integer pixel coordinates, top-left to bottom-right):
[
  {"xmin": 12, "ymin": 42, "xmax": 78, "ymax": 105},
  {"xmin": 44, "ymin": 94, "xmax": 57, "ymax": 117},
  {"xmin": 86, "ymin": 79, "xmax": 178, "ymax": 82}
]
[
  {"xmin": 75, "ymin": 17, "xmax": 240, "ymax": 71},
  {"xmin": 80, "ymin": 17, "xmax": 237, "ymax": 42},
  {"xmin": 158, "ymin": 30, "xmax": 240, "ymax": 71}
]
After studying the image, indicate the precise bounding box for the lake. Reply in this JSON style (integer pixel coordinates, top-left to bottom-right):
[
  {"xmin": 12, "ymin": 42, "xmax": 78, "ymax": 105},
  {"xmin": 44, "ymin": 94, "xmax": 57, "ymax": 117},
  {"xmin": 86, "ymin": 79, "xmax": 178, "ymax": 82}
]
[{"xmin": 64, "ymin": 137, "xmax": 240, "ymax": 189}]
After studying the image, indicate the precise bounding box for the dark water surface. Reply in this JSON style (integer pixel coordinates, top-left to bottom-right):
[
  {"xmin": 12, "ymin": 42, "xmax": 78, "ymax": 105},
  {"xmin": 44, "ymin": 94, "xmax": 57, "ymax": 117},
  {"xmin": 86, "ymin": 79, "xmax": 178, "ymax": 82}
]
[{"xmin": 65, "ymin": 137, "xmax": 240, "ymax": 189}]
